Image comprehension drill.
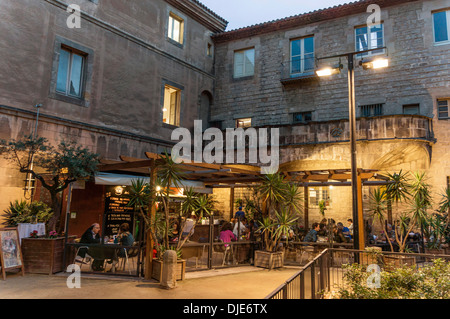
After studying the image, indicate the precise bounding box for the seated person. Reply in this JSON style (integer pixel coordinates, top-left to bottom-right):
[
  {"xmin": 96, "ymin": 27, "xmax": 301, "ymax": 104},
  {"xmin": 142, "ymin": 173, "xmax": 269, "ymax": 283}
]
[
  {"xmin": 220, "ymin": 223, "xmax": 236, "ymax": 247},
  {"xmin": 333, "ymin": 225, "xmax": 348, "ymax": 243},
  {"xmin": 115, "ymin": 223, "xmax": 135, "ymax": 258},
  {"xmin": 79, "ymin": 223, "xmax": 104, "ymax": 271},
  {"xmin": 233, "ymin": 219, "xmax": 247, "ymax": 239},
  {"xmin": 181, "ymin": 215, "xmax": 196, "ymax": 241},
  {"xmin": 303, "ymin": 223, "xmax": 320, "ymax": 243}
]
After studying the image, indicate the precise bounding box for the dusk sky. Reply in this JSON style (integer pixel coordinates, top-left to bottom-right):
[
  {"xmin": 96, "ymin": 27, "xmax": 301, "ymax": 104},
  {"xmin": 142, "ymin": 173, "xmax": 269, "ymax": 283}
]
[{"xmin": 199, "ymin": 0, "xmax": 354, "ymax": 30}]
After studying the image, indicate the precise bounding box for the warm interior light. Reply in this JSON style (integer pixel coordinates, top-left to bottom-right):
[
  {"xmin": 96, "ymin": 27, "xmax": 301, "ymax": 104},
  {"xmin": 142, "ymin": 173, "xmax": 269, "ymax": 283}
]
[{"xmin": 156, "ymin": 186, "xmax": 161, "ymax": 192}]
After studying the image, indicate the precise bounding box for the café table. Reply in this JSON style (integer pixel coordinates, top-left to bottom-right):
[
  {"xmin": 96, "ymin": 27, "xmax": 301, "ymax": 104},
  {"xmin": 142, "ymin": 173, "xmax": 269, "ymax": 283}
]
[{"xmin": 82, "ymin": 243, "xmax": 122, "ymax": 272}]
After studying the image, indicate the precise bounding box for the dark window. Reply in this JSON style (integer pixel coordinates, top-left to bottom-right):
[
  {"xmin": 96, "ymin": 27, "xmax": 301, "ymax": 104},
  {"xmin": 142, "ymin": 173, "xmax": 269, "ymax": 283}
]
[
  {"xmin": 360, "ymin": 104, "xmax": 383, "ymax": 117},
  {"xmin": 438, "ymin": 99, "xmax": 449, "ymax": 119},
  {"xmin": 403, "ymin": 104, "xmax": 420, "ymax": 115},
  {"xmin": 293, "ymin": 112, "xmax": 312, "ymax": 123}
]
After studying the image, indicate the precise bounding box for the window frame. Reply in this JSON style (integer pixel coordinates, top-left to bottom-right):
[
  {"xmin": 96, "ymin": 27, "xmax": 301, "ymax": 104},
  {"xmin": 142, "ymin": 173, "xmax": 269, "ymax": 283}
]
[
  {"xmin": 233, "ymin": 48, "xmax": 255, "ymax": 79},
  {"xmin": 359, "ymin": 104, "xmax": 384, "ymax": 117},
  {"xmin": 355, "ymin": 23, "xmax": 385, "ymax": 57},
  {"xmin": 49, "ymin": 36, "xmax": 93, "ymax": 107},
  {"xmin": 167, "ymin": 12, "xmax": 184, "ymax": 45},
  {"xmin": 308, "ymin": 187, "xmax": 331, "ymax": 208},
  {"xmin": 56, "ymin": 46, "xmax": 86, "ymax": 99},
  {"xmin": 162, "ymin": 84, "xmax": 182, "ymax": 127},
  {"xmin": 438, "ymin": 99, "xmax": 449, "ymax": 120},
  {"xmin": 402, "ymin": 104, "xmax": 420, "ymax": 115},
  {"xmin": 292, "ymin": 111, "xmax": 313, "ymax": 123},
  {"xmin": 433, "ymin": 9, "xmax": 450, "ymax": 45},
  {"xmin": 289, "ymin": 36, "xmax": 315, "ymax": 75}
]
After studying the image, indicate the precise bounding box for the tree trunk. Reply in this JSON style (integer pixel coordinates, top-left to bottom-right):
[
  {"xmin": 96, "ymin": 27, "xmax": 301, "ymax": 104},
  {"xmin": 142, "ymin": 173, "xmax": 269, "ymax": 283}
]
[{"xmin": 47, "ymin": 192, "xmax": 61, "ymax": 232}]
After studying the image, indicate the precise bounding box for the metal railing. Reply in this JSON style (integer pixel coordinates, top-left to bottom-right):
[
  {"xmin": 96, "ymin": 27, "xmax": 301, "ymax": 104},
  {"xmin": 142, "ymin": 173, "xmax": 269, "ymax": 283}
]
[{"xmin": 265, "ymin": 248, "xmax": 450, "ymax": 299}]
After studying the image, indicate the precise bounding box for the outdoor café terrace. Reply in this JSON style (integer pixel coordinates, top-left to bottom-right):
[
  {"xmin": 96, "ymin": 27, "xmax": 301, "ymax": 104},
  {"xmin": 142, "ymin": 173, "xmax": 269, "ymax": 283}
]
[{"xmin": 64, "ymin": 151, "xmax": 394, "ymax": 279}]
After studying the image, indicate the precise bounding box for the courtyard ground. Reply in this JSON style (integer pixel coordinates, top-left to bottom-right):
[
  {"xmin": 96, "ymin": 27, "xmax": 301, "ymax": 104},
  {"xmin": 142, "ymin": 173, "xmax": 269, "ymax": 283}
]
[{"xmin": 0, "ymin": 266, "xmax": 301, "ymax": 299}]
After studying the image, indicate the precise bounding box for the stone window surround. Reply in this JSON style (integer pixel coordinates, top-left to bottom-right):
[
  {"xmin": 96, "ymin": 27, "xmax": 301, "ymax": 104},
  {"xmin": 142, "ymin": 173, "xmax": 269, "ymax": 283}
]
[
  {"xmin": 166, "ymin": 9, "xmax": 187, "ymax": 49},
  {"xmin": 160, "ymin": 79, "xmax": 185, "ymax": 128},
  {"xmin": 233, "ymin": 47, "xmax": 256, "ymax": 79},
  {"xmin": 437, "ymin": 98, "xmax": 450, "ymax": 120},
  {"xmin": 49, "ymin": 36, "xmax": 94, "ymax": 108}
]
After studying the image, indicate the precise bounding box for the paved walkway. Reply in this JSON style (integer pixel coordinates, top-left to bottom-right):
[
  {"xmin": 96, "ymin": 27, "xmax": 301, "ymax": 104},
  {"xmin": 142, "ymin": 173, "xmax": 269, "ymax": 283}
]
[{"xmin": 0, "ymin": 266, "xmax": 301, "ymax": 299}]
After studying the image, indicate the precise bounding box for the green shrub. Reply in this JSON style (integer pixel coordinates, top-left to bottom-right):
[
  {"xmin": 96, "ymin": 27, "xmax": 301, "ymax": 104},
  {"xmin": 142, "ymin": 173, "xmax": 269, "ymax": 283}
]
[
  {"xmin": 336, "ymin": 259, "xmax": 450, "ymax": 299},
  {"xmin": 2, "ymin": 200, "xmax": 53, "ymax": 226}
]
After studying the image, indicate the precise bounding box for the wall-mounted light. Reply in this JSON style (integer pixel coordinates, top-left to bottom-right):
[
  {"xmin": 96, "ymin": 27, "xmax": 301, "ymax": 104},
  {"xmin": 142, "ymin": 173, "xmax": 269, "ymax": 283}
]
[
  {"xmin": 359, "ymin": 57, "xmax": 389, "ymax": 70},
  {"xmin": 315, "ymin": 63, "xmax": 343, "ymax": 77}
]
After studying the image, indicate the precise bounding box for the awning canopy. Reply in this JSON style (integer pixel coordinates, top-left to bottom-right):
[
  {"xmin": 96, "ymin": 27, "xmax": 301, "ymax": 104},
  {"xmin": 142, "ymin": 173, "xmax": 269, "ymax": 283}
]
[
  {"xmin": 95, "ymin": 172, "xmax": 212, "ymax": 194},
  {"xmin": 96, "ymin": 152, "xmax": 390, "ymax": 188}
]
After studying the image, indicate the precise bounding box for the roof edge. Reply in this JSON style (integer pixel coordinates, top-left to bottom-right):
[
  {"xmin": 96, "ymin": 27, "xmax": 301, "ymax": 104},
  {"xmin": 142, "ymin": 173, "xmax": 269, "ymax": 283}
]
[
  {"xmin": 165, "ymin": 0, "xmax": 228, "ymax": 33},
  {"xmin": 212, "ymin": 0, "xmax": 418, "ymax": 43}
]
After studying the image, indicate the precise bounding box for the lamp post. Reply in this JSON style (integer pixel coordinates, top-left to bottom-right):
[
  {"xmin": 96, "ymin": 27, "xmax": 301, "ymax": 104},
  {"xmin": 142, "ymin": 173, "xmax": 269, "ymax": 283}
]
[
  {"xmin": 316, "ymin": 48, "xmax": 388, "ymax": 250},
  {"xmin": 24, "ymin": 103, "xmax": 43, "ymax": 199}
]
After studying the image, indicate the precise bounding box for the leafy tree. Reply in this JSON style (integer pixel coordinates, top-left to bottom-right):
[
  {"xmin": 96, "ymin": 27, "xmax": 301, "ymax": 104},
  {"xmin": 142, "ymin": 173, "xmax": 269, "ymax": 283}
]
[{"xmin": 0, "ymin": 134, "xmax": 99, "ymax": 231}]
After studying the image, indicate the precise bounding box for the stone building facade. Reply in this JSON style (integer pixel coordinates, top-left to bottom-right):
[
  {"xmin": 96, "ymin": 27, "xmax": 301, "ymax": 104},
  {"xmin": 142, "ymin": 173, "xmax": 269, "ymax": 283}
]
[
  {"xmin": 211, "ymin": 0, "xmax": 450, "ymax": 224},
  {"xmin": 0, "ymin": 0, "xmax": 227, "ymax": 223},
  {"xmin": 1, "ymin": 0, "xmax": 449, "ymax": 229}
]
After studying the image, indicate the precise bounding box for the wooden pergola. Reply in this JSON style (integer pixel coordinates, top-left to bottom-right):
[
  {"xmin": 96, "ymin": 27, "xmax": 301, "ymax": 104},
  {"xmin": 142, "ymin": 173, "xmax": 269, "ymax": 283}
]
[{"xmin": 97, "ymin": 152, "xmax": 390, "ymax": 279}]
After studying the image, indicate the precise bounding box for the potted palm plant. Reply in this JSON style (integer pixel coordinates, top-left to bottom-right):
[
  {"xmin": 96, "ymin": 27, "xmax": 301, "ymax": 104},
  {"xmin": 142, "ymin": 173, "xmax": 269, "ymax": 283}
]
[
  {"xmin": 438, "ymin": 187, "xmax": 450, "ymax": 255},
  {"xmin": 254, "ymin": 209, "xmax": 298, "ymax": 269},
  {"xmin": 369, "ymin": 171, "xmax": 431, "ymax": 269},
  {"xmin": 126, "ymin": 153, "xmax": 187, "ymax": 282},
  {"xmin": 423, "ymin": 212, "xmax": 446, "ymax": 255}
]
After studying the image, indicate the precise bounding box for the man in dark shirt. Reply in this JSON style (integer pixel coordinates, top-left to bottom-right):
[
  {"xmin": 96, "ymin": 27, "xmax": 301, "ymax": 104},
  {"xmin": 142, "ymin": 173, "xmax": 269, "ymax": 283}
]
[
  {"xmin": 234, "ymin": 207, "xmax": 245, "ymax": 220},
  {"xmin": 303, "ymin": 222, "xmax": 320, "ymax": 242}
]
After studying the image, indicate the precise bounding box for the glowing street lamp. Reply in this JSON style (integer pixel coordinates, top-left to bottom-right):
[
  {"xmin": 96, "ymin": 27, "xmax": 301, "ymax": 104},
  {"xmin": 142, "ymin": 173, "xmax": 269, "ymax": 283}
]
[
  {"xmin": 316, "ymin": 47, "xmax": 388, "ymax": 251},
  {"xmin": 360, "ymin": 57, "xmax": 389, "ymax": 70}
]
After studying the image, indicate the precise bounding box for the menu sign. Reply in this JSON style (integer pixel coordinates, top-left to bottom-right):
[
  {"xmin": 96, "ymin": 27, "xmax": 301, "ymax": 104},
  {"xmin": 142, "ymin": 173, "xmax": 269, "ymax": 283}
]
[{"xmin": 104, "ymin": 186, "xmax": 135, "ymax": 237}]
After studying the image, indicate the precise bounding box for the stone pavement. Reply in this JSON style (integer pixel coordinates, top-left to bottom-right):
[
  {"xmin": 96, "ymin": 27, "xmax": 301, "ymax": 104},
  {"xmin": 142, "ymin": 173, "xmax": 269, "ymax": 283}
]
[{"xmin": 0, "ymin": 266, "xmax": 302, "ymax": 299}]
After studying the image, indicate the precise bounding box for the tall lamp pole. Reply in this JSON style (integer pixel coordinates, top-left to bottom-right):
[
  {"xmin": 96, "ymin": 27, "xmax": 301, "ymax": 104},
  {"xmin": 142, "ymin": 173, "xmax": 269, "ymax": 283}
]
[
  {"xmin": 316, "ymin": 48, "xmax": 388, "ymax": 251},
  {"xmin": 25, "ymin": 103, "xmax": 43, "ymax": 200}
]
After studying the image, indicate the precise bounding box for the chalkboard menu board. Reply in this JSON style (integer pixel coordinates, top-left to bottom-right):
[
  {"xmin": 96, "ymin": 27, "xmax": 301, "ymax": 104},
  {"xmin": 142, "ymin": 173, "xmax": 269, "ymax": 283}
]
[{"xmin": 104, "ymin": 186, "xmax": 135, "ymax": 237}]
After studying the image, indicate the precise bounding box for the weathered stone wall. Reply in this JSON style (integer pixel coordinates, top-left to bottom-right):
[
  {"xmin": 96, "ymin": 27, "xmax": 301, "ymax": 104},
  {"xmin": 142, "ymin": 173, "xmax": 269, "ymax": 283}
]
[
  {"xmin": 212, "ymin": 0, "xmax": 449, "ymax": 128},
  {"xmin": 0, "ymin": 0, "xmax": 226, "ymax": 219},
  {"xmin": 212, "ymin": 0, "xmax": 450, "ymax": 226}
]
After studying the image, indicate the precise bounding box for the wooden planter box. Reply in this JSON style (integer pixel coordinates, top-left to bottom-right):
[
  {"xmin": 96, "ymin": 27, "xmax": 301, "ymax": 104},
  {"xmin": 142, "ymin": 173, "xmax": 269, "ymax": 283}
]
[
  {"xmin": 151, "ymin": 259, "xmax": 186, "ymax": 282},
  {"xmin": 424, "ymin": 248, "xmax": 446, "ymax": 261},
  {"xmin": 254, "ymin": 251, "xmax": 284, "ymax": 269},
  {"xmin": 360, "ymin": 247, "xmax": 383, "ymax": 266},
  {"xmin": 21, "ymin": 237, "xmax": 66, "ymax": 275},
  {"xmin": 384, "ymin": 255, "xmax": 416, "ymax": 271}
]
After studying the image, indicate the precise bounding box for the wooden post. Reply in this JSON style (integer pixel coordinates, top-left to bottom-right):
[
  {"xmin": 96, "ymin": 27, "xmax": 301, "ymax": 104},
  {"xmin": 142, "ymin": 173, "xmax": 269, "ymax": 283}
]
[
  {"xmin": 145, "ymin": 159, "xmax": 156, "ymax": 280},
  {"xmin": 303, "ymin": 186, "xmax": 309, "ymax": 229},
  {"xmin": 229, "ymin": 186, "xmax": 235, "ymax": 220},
  {"xmin": 357, "ymin": 174, "xmax": 365, "ymax": 250}
]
